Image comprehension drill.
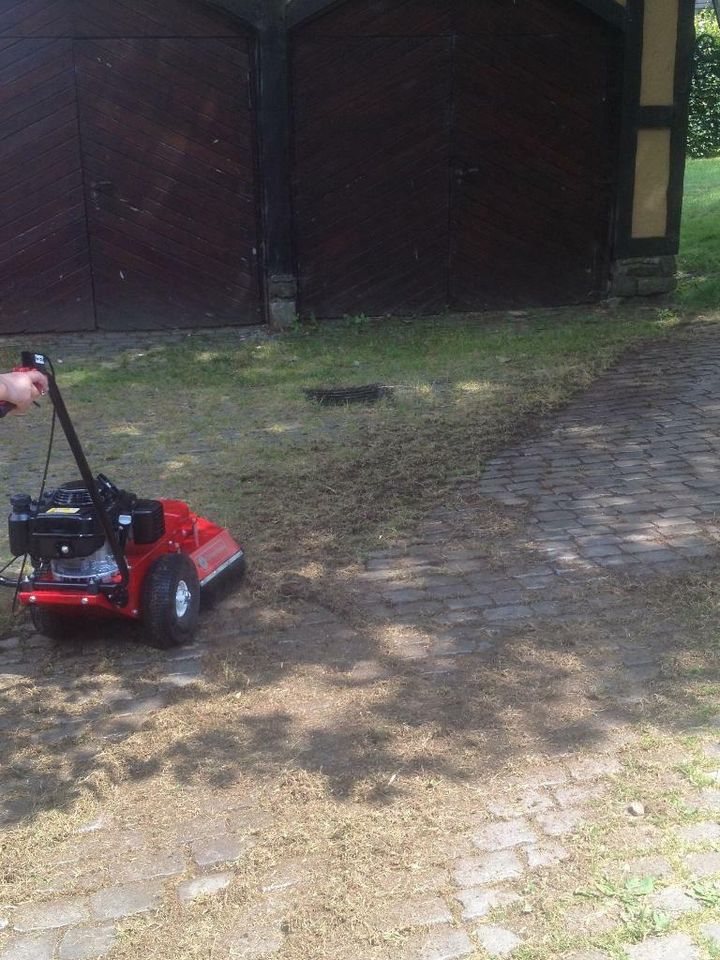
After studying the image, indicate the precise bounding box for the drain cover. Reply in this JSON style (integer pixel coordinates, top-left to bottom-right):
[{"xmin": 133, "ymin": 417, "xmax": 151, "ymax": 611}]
[{"xmin": 304, "ymin": 385, "xmax": 393, "ymax": 405}]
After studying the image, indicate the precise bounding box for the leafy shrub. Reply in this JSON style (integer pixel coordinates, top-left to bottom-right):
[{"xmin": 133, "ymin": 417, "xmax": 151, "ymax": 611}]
[{"xmin": 688, "ymin": 9, "xmax": 720, "ymax": 158}]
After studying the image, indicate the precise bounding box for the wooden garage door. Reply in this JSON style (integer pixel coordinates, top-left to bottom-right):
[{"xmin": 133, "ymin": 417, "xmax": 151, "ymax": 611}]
[
  {"xmin": 292, "ymin": 30, "xmax": 453, "ymax": 317},
  {"xmin": 0, "ymin": 0, "xmax": 261, "ymax": 333},
  {"xmin": 0, "ymin": 36, "xmax": 95, "ymax": 332},
  {"xmin": 292, "ymin": 0, "xmax": 620, "ymax": 318},
  {"xmin": 451, "ymin": 7, "xmax": 620, "ymax": 309}
]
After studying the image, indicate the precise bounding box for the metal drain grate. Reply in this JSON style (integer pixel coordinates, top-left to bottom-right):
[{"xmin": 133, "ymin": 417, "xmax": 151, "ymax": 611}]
[{"xmin": 303, "ymin": 384, "xmax": 394, "ymax": 405}]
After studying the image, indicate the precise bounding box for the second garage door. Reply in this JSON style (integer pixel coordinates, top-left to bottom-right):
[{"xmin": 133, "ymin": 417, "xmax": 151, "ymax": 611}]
[{"xmin": 291, "ymin": 0, "xmax": 621, "ymax": 318}]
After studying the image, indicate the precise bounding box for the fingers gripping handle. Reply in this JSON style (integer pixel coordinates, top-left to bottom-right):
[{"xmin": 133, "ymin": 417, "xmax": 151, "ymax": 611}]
[{"xmin": 0, "ymin": 361, "xmax": 44, "ymax": 417}]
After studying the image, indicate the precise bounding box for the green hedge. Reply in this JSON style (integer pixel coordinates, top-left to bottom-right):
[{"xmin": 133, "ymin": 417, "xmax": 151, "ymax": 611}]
[{"xmin": 688, "ymin": 10, "xmax": 720, "ymax": 158}]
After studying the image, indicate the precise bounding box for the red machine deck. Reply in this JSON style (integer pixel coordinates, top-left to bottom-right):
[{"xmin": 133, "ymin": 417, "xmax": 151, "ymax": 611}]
[{"xmin": 19, "ymin": 499, "xmax": 243, "ymax": 619}]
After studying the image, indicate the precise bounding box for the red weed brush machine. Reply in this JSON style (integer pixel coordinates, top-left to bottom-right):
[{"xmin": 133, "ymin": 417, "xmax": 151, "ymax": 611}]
[{"xmin": 0, "ymin": 352, "xmax": 245, "ymax": 648}]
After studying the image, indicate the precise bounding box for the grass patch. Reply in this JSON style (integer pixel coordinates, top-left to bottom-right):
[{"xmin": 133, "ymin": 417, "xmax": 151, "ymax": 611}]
[{"xmin": 678, "ymin": 156, "xmax": 720, "ymax": 308}]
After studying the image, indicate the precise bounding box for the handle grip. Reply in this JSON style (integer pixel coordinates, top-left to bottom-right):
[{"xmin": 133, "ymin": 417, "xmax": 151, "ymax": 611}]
[{"xmin": 0, "ymin": 365, "xmax": 44, "ymax": 417}]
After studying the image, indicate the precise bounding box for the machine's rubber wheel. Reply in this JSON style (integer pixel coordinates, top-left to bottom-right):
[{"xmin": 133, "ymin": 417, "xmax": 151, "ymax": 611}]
[
  {"xmin": 142, "ymin": 553, "xmax": 200, "ymax": 649},
  {"xmin": 30, "ymin": 606, "xmax": 81, "ymax": 642}
]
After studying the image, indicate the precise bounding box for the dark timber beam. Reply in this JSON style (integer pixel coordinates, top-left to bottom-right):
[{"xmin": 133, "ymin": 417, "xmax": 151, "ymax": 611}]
[
  {"xmin": 613, "ymin": 0, "xmax": 695, "ymax": 260},
  {"xmin": 666, "ymin": 0, "xmax": 696, "ymax": 251},
  {"xmin": 204, "ymin": 0, "xmax": 260, "ymax": 28},
  {"xmin": 258, "ymin": 0, "xmax": 297, "ymax": 328},
  {"xmin": 613, "ymin": 0, "xmax": 644, "ymax": 258},
  {"xmin": 287, "ymin": 0, "xmax": 627, "ymax": 29}
]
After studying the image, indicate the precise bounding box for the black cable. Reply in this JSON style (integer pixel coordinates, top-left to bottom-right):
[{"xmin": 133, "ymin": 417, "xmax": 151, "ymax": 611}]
[
  {"xmin": 37, "ymin": 405, "xmax": 56, "ymax": 504},
  {"xmin": 9, "ymin": 361, "xmax": 58, "ymax": 611},
  {"xmin": 0, "ymin": 556, "xmax": 20, "ymax": 576},
  {"xmin": 10, "ymin": 555, "xmax": 27, "ymax": 614}
]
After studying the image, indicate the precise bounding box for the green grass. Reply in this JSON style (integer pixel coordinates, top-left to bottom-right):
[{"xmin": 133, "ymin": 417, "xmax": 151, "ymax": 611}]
[{"xmin": 679, "ymin": 156, "xmax": 720, "ymax": 308}]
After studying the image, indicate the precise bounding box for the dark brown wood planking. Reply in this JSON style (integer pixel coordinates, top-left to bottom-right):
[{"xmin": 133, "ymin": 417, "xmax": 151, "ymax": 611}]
[
  {"xmin": 292, "ymin": 0, "xmax": 621, "ymax": 318},
  {"xmin": 0, "ymin": 0, "xmax": 262, "ymax": 332}
]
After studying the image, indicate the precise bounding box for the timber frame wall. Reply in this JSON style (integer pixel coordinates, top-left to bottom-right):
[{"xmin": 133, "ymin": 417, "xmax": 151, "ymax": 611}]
[{"xmin": 155, "ymin": 0, "xmax": 697, "ymax": 320}]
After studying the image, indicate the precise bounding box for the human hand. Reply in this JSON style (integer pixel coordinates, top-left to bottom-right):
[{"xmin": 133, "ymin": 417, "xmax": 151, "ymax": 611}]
[{"xmin": 0, "ymin": 370, "xmax": 48, "ymax": 415}]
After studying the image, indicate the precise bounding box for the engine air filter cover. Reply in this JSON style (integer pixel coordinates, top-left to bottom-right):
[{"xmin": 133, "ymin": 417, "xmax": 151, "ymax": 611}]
[{"xmin": 132, "ymin": 500, "xmax": 165, "ymax": 545}]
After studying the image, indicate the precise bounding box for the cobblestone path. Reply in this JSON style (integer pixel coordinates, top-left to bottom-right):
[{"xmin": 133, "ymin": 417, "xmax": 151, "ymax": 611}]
[{"xmin": 2, "ymin": 329, "xmax": 720, "ymax": 959}]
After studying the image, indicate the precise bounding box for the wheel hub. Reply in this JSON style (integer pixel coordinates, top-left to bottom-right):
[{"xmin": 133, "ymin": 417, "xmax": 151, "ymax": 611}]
[{"xmin": 175, "ymin": 579, "xmax": 192, "ymax": 618}]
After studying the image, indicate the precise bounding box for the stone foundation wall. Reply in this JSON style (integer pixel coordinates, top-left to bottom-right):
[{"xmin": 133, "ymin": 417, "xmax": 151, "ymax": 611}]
[
  {"xmin": 267, "ymin": 274, "xmax": 298, "ymax": 330},
  {"xmin": 609, "ymin": 256, "xmax": 677, "ymax": 298}
]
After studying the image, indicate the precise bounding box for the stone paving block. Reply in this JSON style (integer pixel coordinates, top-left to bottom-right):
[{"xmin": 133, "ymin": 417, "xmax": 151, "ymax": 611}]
[
  {"xmin": 487, "ymin": 790, "xmax": 555, "ymax": 818},
  {"xmin": 535, "ymin": 809, "xmax": 584, "ymax": 837},
  {"xmin": 385, "ymin": 589, "xmax": 428, "ymax": 604},
  {"xmin": 175, "ymin": 815, "xmax": 228, "ymax": 843},
  {"xmin": 0, "ymin": 933, "xmax": 57, "ymax": 960},
  {"xmin": 475, "ymin": 924, "xmax": 523, "ymax": 957},
  {"xmin": 561, "ymin": 951, "xmax": 609, "ymax": 960},
  {"xmin": 580, "ymin": 544, "xmax": 622, "ymax": 558},
  {"xmin": 563, "ymin": 901, "xmax": 619, "ymax": 934},
  {"xmin": 526, "ymin": 842, "xmax": 570, "ymax": 869},
  {"xmin": 344, "ymin": 659, "xmax": 391, "ymax": 681},
  {"xmin": 391, "ymin": 600, "xmax": 444, "ymax": 617},
  {"xmin": 117, "ymin": 849, "xmax": 185, "ymax": 882},
  {"xmin": 225, "ymin": 809, "xmax": 274, "ymax": 836},
  {"xmin": 620, "ymin": 648, "xmax": 657, "ymax": 667},
  {"xmin": 553, "ymin": 784, "xmax": 605, "ymax": 809},
  {"xmin": 454, "ymin": 887, "xmax": 521, "ymax": 920},
  {"xmin": 484, "ymin": 606, "xmax": 532, "ymax": 623},
  {"xmin": 260, "ymin": 858, "xmax": 317, "ymax": 893},
  {"xmin": 700, "ymin": 922, "xmax": 720, "ymax": 948},
  {"xmin": 471, "ymin": 819, "xmax": 537, "ymax": 851},
  {"xmin": 522, "ymin": 765, "xmax": 570, "ymax": 789},
  {"xmin": 112, "ymin": 696, "xmax": 167, "ymax": 717},
  {"xmin": 650, "ymin": 885, "xmax": 700, "ymax": 917},
  {"xmin": 624, "ymin": 932, "xmax": 700, "ymax": 960},
  {"xmin": 191, "ymin": 833, "xmax": 255, "ymax": 868},
  {"xmin": 380, "ymin": 898, "xmax": 452, "ymax": 931},
  {"xmin": 13, "ymin": 898, "xmax": 89, "ymax": 932},
  {"xmin": 445, "ymin": 595, "xmax": 494, "ymax": 611},
  {"xmin": 420, "ymin": 658, "xmax": 458, "ymax": 676},
  {"xmin": 676, "ymin": 821, "xmax": 720, "ymax": 844},
  {"xmin": 89, "ymin": 880, "xmax": 163, "ymax": 920},
  {"xmin": 166, "ymin": 645, "xmax": 205, "ymax": 662},
  {"xmin": 91, "ymin": 715, "xmax": 145, "ymax": 742},
  {"xmin": 58, "ymin": 925, "xmax": 116, "ymax": 959},
  {"xmin": 453, "ymin": 851, "xmax": 524, "ymax": 888},
  {"xmin": 408, "ymin": 926, "xmax": 474, "ymax": 960},
  {"xmin": 74, "ymin": 817, "xmax": 112, "ymax": 836},
  {"xmin": 683, "ymin": 851, "xmax": 720, "ymax": 877},
  {"xmin": 621, "ymin": 856, "xmax": 672, "ymax": 879},
  {"xmin": 429, "ymin": 637, "xmax": 477, "ymax": 658},
  {"xmin": 225, "ymin": 924, "xmax": 284, "ymax": 959},
  {"xmin": 178, "ymin": 871, "xmax": 233, "ymax": 903},
  {"xmin": 515, "ymin": 575, "xmax": 556, "ymax": 591},
  {"xmin": 568, "ymin": 757, "xmax": 622, "ymax": 782},
  {"xmin": 159, "ymin": 660, "xmax": 204, "ymax": 687}
]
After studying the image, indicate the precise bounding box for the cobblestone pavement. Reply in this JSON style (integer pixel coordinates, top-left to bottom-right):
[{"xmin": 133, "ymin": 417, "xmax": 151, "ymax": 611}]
[{"xmin": 3, "ymin": 330, "xmax": 720, "ymax": 958}]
